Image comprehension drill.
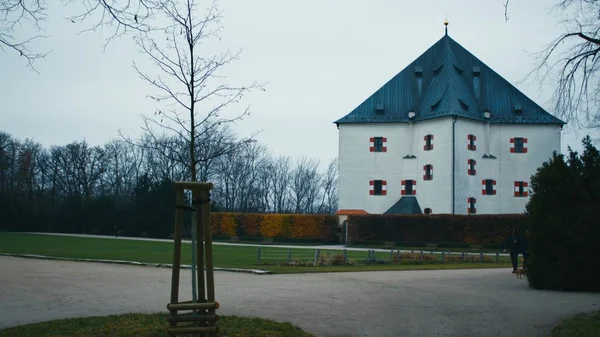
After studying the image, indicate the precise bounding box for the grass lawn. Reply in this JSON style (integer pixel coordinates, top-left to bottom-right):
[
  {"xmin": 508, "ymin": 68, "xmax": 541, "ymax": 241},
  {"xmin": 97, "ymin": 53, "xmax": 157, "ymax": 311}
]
[
  {"xmin": 552, "ymin": 310, "xmax": 600, "ymax": 337},
  {"xmin": 0, "ymin": 233, "xmax": 512, "ymax": 273},
  {"xmin": 0, "ymin": 313, "xmax": 314, "ymax": 337}
]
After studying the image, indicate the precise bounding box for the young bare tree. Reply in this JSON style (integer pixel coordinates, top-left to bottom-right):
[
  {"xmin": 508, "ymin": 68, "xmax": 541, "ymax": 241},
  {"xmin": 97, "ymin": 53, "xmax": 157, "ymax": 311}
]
[{"xmin": 124, "ymin": 0, "xmax": 263, "ymax": 308}]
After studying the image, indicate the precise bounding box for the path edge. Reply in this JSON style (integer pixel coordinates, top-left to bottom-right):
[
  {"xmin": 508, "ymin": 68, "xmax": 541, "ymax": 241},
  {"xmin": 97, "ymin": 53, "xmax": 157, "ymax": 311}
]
[{"xmin": 0, "ymin": 253, "xmax": 273, "ymax": 275}]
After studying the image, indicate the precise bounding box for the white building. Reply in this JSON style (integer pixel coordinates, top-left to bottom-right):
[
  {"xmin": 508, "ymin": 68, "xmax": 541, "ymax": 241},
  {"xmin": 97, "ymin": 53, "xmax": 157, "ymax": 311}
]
[{"xmin": 334, "ymin": 27, "xmax": 565, "ymax": 216}]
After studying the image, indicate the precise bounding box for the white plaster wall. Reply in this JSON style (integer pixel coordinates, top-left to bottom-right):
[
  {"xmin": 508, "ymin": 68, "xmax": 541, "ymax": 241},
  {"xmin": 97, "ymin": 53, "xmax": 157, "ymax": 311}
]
[
  {"xmin": 338, "ymin": 117, "xmax": 453, "ymax": 214},
  {"xmin": 338, "ymin": 117, "xmax": 562, "ymax": 215},
  {"xmin": 454, "ymin": 119, "xmax": 561, "ymax": 214}
]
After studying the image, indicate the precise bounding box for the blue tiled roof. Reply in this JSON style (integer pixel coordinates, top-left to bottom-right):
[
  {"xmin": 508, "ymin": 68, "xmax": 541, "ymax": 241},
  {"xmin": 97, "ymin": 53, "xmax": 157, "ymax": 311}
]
[
  {"xmin": 384, "ymin": 196, "xmax": 422, "ymax": 214},
  {"xmin": 334, "ymin": 33, "xmax": 566, "ymax": 125}
]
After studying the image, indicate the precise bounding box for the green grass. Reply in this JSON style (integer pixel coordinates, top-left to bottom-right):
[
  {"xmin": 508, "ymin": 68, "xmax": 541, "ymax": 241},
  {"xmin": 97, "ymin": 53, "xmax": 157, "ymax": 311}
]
[
  {"xmin": 552, "ymin": 311, "xmax": 600, "ymax": 337},
  {"xmin": 0, "ymin": 313, "xmax": 314, "ymax": 337},
  {"xmin": 0, "ymin": 233, "xmax": 512, "ymax": 273}
]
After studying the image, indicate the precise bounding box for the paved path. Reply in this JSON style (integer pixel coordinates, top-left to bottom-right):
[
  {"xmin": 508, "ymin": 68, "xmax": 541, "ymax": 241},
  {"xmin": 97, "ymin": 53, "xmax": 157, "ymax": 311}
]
[
  {"xmin": 1, "ymin": 256, "xmax": 598, "ymax": 337},
  {"xmin": 17, "ymin": 232, "xmax": 511, "ymax": 257}
]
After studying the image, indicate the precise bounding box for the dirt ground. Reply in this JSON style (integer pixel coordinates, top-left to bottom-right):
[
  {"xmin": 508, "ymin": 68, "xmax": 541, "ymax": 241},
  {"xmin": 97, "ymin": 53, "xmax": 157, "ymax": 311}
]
[{"xmin": 1, "ymin": 256, "xmax": 598, "ymax": 337}]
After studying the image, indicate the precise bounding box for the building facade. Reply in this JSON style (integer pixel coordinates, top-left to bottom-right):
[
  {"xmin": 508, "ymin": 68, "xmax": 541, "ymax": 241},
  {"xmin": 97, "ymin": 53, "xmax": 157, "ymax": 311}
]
[{"xmin": 334, "ymin": 28, "xmax": 565, "ymax": 215}]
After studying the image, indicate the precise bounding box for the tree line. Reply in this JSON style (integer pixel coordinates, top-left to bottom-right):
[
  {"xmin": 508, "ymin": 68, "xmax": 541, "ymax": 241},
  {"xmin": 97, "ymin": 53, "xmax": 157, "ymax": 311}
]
[{"xmin": 0, "ymin": 128, "xmax": 338, "ymax": 238}]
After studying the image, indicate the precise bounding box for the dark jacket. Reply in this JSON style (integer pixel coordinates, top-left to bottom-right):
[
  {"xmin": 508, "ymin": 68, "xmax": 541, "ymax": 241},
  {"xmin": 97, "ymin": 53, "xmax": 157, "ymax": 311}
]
[{"xmin": 504, "ymin": 233, "xmax": 521, "ymax": 252}]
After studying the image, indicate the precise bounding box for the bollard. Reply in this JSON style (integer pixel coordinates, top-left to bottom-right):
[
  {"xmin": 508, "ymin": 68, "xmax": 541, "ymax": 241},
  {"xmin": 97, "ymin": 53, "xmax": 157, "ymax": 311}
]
[
  {"xmin": 257, "ymin": 247, "xmax": 261, "ymax": 264},
  {"xmin": 343, "ymin": 249, "xmax": 347, "ymax": 264},
  {"xmin": 287, "ymin": 248, "xmax": 292, "ymax": 263},
  {"xmin": 442, "ymin": 251, "xmax": 445, "ymax": 264}
]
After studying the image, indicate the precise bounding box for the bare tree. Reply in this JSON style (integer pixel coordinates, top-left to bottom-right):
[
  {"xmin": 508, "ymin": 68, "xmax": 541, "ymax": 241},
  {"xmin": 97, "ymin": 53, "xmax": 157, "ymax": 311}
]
[
  {"xmin": 290, "ymin": 157, "xmax": 321, "ymax": 214},
  {"xmin": 505, "ymin": 0, "xmax": 600, "ymax": 129},
  {"xmin": 319, "ymin": 157, "xmax": 338, "ymax": 214}
]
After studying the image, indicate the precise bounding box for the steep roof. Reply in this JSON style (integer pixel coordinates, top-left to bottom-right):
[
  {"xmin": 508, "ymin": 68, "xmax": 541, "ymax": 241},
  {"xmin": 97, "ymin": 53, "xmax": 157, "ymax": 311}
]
[
  {"xmin": 334, "ymin": 32, "xmax": 565, "ymax": 126},
  {"xmin": 384, "ymin": 197, "xmax": 422, "ymax": 214}
]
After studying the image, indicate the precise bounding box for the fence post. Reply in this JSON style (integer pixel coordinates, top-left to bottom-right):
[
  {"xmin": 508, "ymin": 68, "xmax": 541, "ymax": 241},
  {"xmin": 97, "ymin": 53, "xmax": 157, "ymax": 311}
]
[
  {"xmin": 480, "ymin": 251, "xmax": 484, "ymax": 263},
  {"xmin": 442, "ymin": 251, "xmax": 445, "ymax": 264},
  {"xmin": 314, "ymin": 248, "xmax": 320, "ymax": 266},
  {"xmin": 390, "ymin": 249, "xmax": 393, "ymax": 263},
  {"xmin": 396, "ymin": 250, "xmax": 401, "ymax": 264},
  {"xmin": 287, "ymin": 248, "xmax": 292, "ymax": 263},
  {"xmin": 257, "ymin": 247, "xmax": 261, "ymax": 264},
  {"xmin": 343, "ymin": 249, "xmax": 347, "ymax": 264},
  {"xmin": 496, "ymin": 252, "xmax": 500, "ymax": 263},
  {"xmin": 420, "ymin": 249, "xmax": 424, "ymax": 261},
  {"xmin": 372, "ymin": 249, "xmax": 376, "ymax": 260},
  {"xmin": 461, "ymin": 252, "xmax": 465, "ymax": 262}
]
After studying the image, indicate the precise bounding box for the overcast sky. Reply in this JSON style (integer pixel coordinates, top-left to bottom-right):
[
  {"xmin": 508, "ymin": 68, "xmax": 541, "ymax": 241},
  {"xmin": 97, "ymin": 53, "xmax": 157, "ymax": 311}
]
[{"xmin": 1, "ymin": 0, "xmax": 599, "ymax": 169}]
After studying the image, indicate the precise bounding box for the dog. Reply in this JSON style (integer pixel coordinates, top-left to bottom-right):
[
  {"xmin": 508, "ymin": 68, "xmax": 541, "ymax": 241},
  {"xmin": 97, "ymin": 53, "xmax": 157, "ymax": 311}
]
[{"xmin": 515, "ymin": 268, "xmax": 527, "ymax": 279}]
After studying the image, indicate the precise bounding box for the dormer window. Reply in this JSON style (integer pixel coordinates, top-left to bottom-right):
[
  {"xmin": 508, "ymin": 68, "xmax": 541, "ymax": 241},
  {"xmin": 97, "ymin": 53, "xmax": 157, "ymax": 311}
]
[
  {"xmin": 415, "ymin": 66, "xmax": 423, "ymax": 95},
  {"xmin": 472, "ymin": 66, "xmax": 481, "ymax": 99}
]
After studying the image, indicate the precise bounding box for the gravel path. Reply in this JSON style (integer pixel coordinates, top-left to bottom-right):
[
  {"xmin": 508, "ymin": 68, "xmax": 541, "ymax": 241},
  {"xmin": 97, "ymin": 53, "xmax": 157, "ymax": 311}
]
[{"xmin": 1, "ymin": 256, "xmax": 598, "ymax": 337}]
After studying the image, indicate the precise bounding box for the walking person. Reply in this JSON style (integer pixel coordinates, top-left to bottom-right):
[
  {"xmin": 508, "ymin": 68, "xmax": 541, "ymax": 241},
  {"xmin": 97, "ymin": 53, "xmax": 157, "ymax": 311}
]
[{"xmin": 503, "ymin": 228, "xmax": 521, "ymax": 273}]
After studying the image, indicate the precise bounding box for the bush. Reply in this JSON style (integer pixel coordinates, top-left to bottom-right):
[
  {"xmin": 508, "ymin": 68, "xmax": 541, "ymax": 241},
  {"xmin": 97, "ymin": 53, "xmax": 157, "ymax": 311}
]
[
  {"xmin": 526, "ymin": 137, "xmax": 600, "ymax": 292},
  {"xmin": 346, "ymin": 214, "xmax": 528, "ymax": 245},
  {"xmin": 210, "ymin": 212, "xmax": 337, "ymax": 243}
]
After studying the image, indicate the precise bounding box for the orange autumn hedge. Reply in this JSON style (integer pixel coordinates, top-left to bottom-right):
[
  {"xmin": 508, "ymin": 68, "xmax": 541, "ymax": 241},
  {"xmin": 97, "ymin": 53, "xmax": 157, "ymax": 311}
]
[{"xmin": 211, "ymin": 212, "xmax": 337, "ymax": 242}]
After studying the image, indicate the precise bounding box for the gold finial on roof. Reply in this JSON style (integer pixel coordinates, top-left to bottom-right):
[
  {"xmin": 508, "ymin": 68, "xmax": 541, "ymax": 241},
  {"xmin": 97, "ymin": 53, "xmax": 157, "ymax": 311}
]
[{"xmin": 444, "ymin": 16, "xmax": 449, "ymax": 35}]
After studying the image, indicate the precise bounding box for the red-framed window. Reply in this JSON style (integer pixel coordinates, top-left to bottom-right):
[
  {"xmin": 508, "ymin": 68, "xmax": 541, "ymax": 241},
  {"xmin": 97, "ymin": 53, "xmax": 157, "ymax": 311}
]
[
  {"xmin": 467, "ymin": 159, "xmax": 476, "ymax": 175},
  {"xmin": 423, "ymin": 164, "xmax": 433, "ymax": 180},
  {"xmin": 482, "ymin": 179, "xmax": 497, "ymax": 195},
  {"xmin": 424, "ymin": 134, "xmax": 433, "ymax": 151},
  {"xmin": 401, "ymin": 180, "xmax": 416, "ymax": 195},
  {"xmin": 467, "ymin": 134, "xmax": 477, "ymax": 151},
  {"xmin": 467, "ymin": 197, "xmax": 477, "ymax": 214},
  {"xmin": 369, "ymin": 137, "xmax": 387, "ymax": 152},
  {"xmin": 514, "ymin": 181, "xmax": 529, "ymax": 197},
  {"xmin": 369, "ymin": 180, "xmax": 387, "ymax": 195},
  {"xmin": 510, "ymin": 137, "xmax": 528, "ymax": 153},
  {"xmin": 424, "ymin": 208, "xmax": 432, "ymax": 214}
]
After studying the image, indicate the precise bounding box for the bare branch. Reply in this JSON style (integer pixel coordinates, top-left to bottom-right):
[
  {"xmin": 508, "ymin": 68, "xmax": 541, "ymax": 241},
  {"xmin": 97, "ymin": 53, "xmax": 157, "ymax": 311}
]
[
  {"xmin": 127, "ymin": 0, "xmax": 265, "ymax": 182},
  {"xmin": 0, "ymin": 0, "xmax": 51, "ymax": 71},
  {"xmin": 518, "ymin": 0, "xmax": 600, "ymax": 130}
]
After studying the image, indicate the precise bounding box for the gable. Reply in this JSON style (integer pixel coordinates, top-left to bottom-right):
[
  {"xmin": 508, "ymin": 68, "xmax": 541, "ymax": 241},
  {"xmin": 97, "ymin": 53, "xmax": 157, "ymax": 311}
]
[{"xmin": 334, "ymin": 34, "xmax": 565, "ymax": 126}]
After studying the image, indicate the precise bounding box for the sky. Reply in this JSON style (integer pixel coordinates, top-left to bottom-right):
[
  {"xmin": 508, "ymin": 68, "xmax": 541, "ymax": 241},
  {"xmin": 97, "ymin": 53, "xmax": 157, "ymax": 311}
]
[{"xmin": 1, "ymin": 0, "xmax": 599, "ymax": 169}]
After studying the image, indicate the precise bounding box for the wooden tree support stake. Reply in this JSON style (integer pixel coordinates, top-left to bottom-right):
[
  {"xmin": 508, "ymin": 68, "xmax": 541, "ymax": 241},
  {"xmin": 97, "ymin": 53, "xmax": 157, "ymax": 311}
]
[{"xmin": 168, "ymin": 181, "xmax": 218, "ymax": 337}]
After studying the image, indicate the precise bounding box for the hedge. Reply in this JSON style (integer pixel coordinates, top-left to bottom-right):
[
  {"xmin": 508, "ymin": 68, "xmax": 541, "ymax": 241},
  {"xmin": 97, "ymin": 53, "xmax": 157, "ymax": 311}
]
[
  {"xmin": 346, "ymin": 214, "xmax": 529, "ymax": 245},
  {"xmin": 211, "ymin": 212, "xmax": 337, "ymax": 243}
]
